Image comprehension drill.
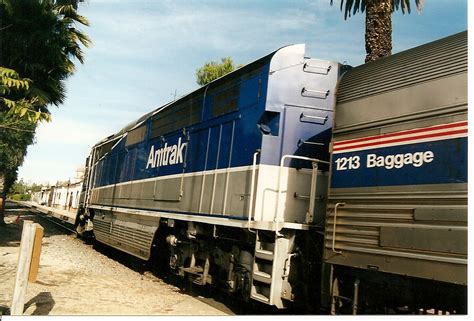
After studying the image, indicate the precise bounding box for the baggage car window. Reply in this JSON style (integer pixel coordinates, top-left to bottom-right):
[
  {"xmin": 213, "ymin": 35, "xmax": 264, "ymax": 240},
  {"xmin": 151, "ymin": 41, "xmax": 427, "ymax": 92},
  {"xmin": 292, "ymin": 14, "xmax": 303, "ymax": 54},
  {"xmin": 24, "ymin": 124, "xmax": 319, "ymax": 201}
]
[{"xmin": 125, "ymin": 125, "xmax": 146, "ymax": 146}]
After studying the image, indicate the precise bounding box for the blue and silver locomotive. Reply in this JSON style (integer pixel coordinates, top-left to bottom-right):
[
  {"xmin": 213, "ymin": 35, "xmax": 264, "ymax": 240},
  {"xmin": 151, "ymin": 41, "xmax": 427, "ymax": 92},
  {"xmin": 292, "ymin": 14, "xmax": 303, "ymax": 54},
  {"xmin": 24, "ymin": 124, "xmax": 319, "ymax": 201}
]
[{"xmin": 77, "ymin": 31, "xmax": 467, "ymax": 313}]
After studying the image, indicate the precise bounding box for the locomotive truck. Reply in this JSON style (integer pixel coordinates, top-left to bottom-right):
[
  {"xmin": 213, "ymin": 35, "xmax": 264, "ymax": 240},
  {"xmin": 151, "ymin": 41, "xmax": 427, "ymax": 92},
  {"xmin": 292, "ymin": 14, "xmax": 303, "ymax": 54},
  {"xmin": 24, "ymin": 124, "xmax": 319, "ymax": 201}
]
[{"xmin": 75, "ymin": 31, "xmax": 467, "ymax": 314}]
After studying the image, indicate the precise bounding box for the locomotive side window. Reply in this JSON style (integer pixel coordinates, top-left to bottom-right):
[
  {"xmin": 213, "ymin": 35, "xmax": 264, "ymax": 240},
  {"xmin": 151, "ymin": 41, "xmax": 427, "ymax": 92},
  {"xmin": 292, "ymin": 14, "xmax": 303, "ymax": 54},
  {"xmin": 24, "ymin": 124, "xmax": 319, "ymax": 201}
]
[
  {"xmin": 125, "ymin": 125, "xmax": 146, "ymax": 146},
  {"xmin": 242, "ymin": 66, "xmax": 263, "ymax": 80},
  {"xmin": 96, "ymin": 138, "xmax": 118, "ymax": 159},
  {"xmin": 150, "ymin": 98, "xmax": 203, "ymax": 138},
  {"xmin": 212, "ymin": 82, "xmax": 240, "ymax": 118}
]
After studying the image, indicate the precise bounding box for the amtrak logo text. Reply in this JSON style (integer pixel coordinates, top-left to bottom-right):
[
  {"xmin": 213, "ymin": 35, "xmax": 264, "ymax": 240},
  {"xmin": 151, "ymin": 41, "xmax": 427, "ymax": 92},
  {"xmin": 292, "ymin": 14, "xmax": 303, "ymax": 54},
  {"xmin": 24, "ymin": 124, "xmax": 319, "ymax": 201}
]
[{"xmin": 146, "ymin": 137, "xmax": 187, "ymax": 169}]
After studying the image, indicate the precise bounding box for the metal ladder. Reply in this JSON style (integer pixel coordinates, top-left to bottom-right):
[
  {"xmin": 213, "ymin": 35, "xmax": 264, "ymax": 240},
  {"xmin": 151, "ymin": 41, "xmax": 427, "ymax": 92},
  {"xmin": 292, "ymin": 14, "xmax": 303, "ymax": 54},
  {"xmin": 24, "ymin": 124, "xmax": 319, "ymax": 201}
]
[
  {"xmin": 250, "ymin": 230, "xmax": 293, "ymax": 309},
  {"xmin": 180, "ymin": 253, "xmax": 212, "ymax": 286}
]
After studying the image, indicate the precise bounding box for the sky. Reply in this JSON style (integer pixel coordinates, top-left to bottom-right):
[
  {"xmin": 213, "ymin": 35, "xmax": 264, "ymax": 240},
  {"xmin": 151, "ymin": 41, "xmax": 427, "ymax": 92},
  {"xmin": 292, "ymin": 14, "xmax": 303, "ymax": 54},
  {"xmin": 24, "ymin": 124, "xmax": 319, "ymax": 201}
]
[{"xmin": 17, "ymin": 0, "xmax": 469, "ymax": 185}]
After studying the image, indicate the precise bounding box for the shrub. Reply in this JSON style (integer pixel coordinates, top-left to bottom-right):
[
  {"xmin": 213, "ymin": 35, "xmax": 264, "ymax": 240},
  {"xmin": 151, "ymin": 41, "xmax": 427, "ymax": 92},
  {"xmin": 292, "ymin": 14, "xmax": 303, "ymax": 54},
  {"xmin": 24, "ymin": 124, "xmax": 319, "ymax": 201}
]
[{"xmin": 10, "ymin": 194, "xmax": 31, "ymax": 201}]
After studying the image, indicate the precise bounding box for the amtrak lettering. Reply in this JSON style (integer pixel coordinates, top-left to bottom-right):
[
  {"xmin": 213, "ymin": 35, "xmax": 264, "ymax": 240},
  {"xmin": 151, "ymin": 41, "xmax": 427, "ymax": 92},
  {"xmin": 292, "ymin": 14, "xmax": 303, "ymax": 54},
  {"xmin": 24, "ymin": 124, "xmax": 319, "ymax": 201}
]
[{"xmin": 146, "ymin": 137, "xmax": 187, "ymax": 169}]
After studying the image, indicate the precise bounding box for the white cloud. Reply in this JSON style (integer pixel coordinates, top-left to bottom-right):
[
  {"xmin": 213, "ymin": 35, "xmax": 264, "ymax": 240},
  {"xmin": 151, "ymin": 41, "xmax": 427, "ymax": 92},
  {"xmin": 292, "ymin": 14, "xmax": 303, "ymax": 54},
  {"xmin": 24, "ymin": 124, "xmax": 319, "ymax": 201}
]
[
  {"xmin": 35, "ymin": 117, "xmax": 107, "ymax": 146},
  {"xmin": 84, "ymin": 1, "xmax": 333, "ymax": 60}
]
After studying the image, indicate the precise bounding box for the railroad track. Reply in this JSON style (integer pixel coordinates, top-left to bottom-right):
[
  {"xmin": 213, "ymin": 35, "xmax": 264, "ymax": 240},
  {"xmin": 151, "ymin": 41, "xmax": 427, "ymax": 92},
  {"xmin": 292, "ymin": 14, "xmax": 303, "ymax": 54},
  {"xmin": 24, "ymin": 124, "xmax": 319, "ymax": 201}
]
[
  {"xmin": 33, "ymin": 211, "xmax": 77, "ymax": 234},
  {"xmin": 10, "ymin": 201, "xmax": 78, "ymax": 235}
]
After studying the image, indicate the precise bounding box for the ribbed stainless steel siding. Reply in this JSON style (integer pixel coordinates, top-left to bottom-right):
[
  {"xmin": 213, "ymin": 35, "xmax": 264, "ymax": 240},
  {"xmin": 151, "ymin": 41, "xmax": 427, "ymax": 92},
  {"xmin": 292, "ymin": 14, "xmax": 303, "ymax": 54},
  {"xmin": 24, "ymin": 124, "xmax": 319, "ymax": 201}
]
[
  {"xmin": 324, "ymin": 196, "xmax": 467, "ymax": 284},
  {"xmin": 93, "ymin": 217, "xmax": 156, "ymax": 260},
  {"xmin": 337, "ymin": 31, "xmax": 467, "ymax": 104}
]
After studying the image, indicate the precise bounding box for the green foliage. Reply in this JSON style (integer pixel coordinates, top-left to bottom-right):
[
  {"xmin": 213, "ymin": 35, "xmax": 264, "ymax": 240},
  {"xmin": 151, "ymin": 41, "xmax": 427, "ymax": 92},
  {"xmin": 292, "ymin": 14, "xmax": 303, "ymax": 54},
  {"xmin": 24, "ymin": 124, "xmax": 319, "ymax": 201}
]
[
  {"xmin": 0, "ymin": 0, "xmax": 91, "ymax": 114},
  {"xmin": 0, "ymin": 67, "xmax": 51, "ymax": 123},
  {"xmin": 10, "ymin": 179, "xmax": 27, "ymax": 195},
  {"xmin": 0, "ymin": 113, "xmax": 36, "ymax": 199},
  {"xmin": 8, "ymin": 179, "xmax": 42, "ymax": 198},
  {"xmin": 0, "ymin": 115, "xmax": 36, "ymax": 166},
  {"xmin": 29, "ymin": 183, "xmax": 44, "ymax": 193},
  {"xmin": 0, "ymin": 67, "xmax": 30, "ymax": 91},
  {"xmin": 330, "ymin": 0, "xmax": 424, "ymax": 20},
  {"xmin": 0, "ymin": 0, "xmax": 90, "ymax": 201},
  {"xmin": 9, "ymin": 179, "xmax": 32, "ymax": 201},
  {"xmin": 330, "ymin": 0, "xmax": 424, "ymax": 62},
  {"xmin": 10, "ymin": 194, "xmax": 31, "ymax": 201},
  {"xmin": 196, "ymin": 57, "xmax": 242, "ymax": 86}
]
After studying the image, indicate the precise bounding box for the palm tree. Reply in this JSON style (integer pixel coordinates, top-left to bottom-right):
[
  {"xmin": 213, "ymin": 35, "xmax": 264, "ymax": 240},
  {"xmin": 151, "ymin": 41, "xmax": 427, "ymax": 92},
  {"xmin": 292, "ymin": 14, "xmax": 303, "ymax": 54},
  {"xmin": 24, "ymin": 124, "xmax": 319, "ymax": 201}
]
[
  {"xmin": 331, "ymin": 0, "xmax": 424, "ymax": 63},
  {"xmin": 0, "ymin": 0, "xmax": 91, "ymax": 111},
  {"xmin": 0, "ymin": 0, "xmax": 90, "ymax": 224}
]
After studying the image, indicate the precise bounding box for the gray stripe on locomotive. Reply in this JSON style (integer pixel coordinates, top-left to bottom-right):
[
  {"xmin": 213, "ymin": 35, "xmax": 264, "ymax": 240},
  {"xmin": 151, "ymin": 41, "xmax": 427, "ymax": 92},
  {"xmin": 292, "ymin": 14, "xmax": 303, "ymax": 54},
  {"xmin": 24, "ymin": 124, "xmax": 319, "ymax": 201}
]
[{"xmin": 84, "ymin": 44, "xmax": 342, "ymax": 260}]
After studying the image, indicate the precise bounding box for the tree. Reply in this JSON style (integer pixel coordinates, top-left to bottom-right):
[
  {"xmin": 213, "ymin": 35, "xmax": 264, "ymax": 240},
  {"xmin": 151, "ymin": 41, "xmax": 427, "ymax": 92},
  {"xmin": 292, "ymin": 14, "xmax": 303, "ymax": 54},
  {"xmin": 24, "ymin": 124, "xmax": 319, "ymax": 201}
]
[
  {"xmin": 0, "ymin": 0, "xmax": 90, "ymax": 224},
  {"xmin": 196, "ymin": 57, "xmax": 242, "ymax": 86},
  {"xmin": 0, "ymin": 113, "xmax": 35, "ymax": 224},
  {"xmin": 0, "ymin": 0, "xmax": 91, "ymax": 112},
  {"xmin": 0, "ymin": 67, "xmax": 50, "ymax": 123},
  {"xmin": 8, "ymin": 179, "xmax": 43, "ymax": 199},
  {"xmin": 0, "ymin": 66, "xmax": 38, "ymax": 223},
  {"xmin": 331, "ymin": 0, "xmax": 424, "ymax": 63}
]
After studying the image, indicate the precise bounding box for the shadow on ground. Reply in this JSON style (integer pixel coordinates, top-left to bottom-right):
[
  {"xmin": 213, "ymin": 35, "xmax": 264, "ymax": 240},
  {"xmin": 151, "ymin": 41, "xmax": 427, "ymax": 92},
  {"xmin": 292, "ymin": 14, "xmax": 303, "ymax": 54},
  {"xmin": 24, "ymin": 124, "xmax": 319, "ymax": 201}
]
[
  {"xmin": 24, "ymin": 292, "xmax": 55, "ymax": 315},
  {"xmin": 91, "ymin": 240, "xmax": 305, "ymax": 315},
  {"xmin": 0, "ymin": 304, "xmax": 10, "ymax": 316}
]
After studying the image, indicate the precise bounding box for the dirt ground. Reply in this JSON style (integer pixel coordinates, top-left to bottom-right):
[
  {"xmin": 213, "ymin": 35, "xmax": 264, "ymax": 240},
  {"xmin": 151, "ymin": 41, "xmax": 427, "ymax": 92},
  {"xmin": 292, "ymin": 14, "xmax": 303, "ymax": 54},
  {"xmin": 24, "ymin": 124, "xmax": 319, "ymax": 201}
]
[{"xmin": 0, "ymin": 202, "xmax": 232, "ymax": 316}]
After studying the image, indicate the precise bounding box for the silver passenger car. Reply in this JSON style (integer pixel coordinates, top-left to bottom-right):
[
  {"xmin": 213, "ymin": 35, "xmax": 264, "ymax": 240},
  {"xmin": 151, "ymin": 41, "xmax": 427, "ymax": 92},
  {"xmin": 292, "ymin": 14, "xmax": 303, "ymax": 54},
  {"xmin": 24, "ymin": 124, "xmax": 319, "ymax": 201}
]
[{"xmin": 324, "ymin": 31, "xmax": 467, "ymax": 313}]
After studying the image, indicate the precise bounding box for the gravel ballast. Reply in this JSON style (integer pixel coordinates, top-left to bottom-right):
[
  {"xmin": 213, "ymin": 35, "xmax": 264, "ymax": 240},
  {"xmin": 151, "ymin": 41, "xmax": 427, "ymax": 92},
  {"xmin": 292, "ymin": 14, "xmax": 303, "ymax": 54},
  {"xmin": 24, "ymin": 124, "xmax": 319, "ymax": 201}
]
[{"xmin": 0, "ymin": 204, "xmax": 230, "ymax": 316}]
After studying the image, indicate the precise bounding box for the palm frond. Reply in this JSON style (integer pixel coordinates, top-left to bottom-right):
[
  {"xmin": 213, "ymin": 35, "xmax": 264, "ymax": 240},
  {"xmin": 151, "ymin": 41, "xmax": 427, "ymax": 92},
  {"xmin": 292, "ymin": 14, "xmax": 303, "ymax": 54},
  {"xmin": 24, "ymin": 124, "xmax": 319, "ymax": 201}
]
[
  {"xmin": 332, "ymin": 0, "xmax": 424, "ymax": 18},
  {"xmin": 416, "ymin": 0, "xmax": 424, "ymax": 11},
  {"xmin": 71, "ymin": 28, "xmax": 92, "ymax": 47},
  {"xmin": 73, "ymin": 13, "xmax": 89, "ymax": 26},
  {"xmin": 55, "ymin": 3, "xmax": 89, "ymax": 26},
  {"xmin": 353, "ymin": 0, "xmax": 362, "ymax": 16},
  {"xmin": 394, "ymin": 0, "xmax": 409, "ymax": 13},
  {"xmin": 27, "ymin": 86, "xmax": 51, "ymax": 106}
]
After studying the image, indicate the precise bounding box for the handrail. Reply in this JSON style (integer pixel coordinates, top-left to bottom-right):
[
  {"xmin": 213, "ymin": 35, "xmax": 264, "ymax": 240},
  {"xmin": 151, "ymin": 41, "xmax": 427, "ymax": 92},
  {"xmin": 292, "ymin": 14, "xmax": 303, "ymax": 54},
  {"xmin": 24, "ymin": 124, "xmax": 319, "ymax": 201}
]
[
  {"xmin": 84, "ymin": 149, "xmax": 97, "ymax": 208},
  {"xmin": 306, "ymin": 162, "xmax": 319, "ymax": 224},
  {"xmin": 248, "ymin": 150, "xmax": 260, "ymax": 232},
  {"xmin": 275, "ymin": 155, "xmax": 329, "ymax": 234},
  {"xmin": 332, "ymin": 202, "xmax": 346, "ymax": 254}
]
